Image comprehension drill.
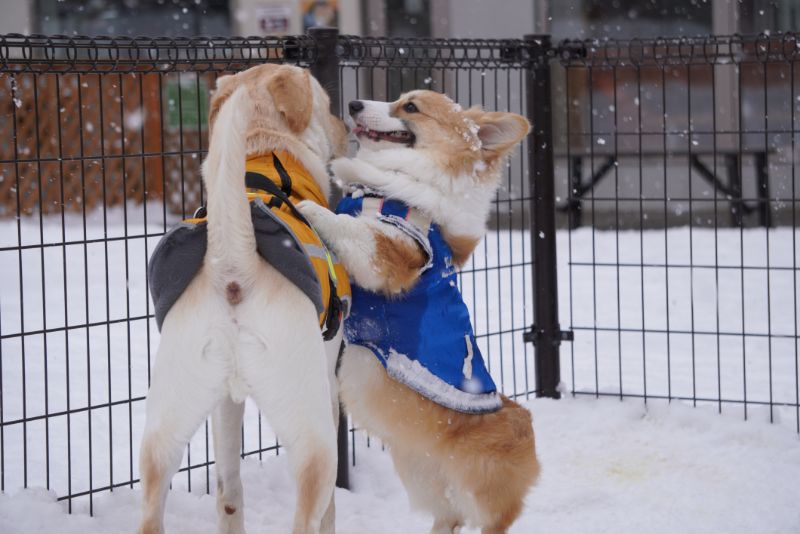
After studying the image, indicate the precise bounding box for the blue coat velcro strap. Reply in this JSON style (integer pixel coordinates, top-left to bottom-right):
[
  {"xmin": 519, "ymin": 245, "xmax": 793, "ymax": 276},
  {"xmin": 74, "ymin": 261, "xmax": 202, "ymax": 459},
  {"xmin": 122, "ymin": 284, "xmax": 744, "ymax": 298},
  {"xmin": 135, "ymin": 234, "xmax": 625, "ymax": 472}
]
[{"xmin": 336, "ymin": 192, "xmax": 501, "ymax": 414}]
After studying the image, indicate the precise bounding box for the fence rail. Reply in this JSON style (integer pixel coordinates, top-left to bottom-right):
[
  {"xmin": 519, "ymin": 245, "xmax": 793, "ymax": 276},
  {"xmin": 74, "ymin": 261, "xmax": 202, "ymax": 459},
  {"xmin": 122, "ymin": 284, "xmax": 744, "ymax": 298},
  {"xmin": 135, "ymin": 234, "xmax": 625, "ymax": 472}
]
[
  {"xmin": 0, "ymin": 33, "xmax": 316, "ymax": 73},
  {"xmin": 0, "ymin": 29, "xmax": 798, "ymax": 513}
]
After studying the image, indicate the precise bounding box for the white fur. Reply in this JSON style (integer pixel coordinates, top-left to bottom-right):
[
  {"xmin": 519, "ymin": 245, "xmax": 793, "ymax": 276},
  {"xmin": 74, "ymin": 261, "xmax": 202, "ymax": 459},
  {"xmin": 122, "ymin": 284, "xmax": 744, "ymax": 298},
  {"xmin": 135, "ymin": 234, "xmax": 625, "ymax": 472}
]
[
  {"xmin": 353, "ymin": 101, "xmax": 406, "ymax": 132},
  {"xmin": 137, "ymin": 82, "xmax": 340, "ymax": 534},
  {"xmin": 330, "ymin": 150, "xmax": 495, "ymax": 239},
  {"xmin": 297, "ymin": 200, "xmax": 422, "ymax": 295}
]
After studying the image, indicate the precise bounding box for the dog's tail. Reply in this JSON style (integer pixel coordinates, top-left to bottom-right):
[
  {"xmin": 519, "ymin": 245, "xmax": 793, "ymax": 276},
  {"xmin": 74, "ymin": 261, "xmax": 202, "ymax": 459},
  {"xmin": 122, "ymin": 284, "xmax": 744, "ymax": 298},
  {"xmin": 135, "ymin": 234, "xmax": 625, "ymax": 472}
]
[{"xmin": 201, "ymin": 85, "xmax": 259, "ymax": 293}]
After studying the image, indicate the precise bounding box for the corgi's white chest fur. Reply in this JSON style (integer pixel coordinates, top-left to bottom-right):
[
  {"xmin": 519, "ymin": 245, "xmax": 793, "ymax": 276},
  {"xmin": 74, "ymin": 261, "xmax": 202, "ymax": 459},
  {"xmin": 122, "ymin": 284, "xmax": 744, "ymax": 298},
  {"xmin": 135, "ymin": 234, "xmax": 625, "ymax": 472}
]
[{"xmin": 331, "ymin": 149, "xmax": 495, "ymax": 242}]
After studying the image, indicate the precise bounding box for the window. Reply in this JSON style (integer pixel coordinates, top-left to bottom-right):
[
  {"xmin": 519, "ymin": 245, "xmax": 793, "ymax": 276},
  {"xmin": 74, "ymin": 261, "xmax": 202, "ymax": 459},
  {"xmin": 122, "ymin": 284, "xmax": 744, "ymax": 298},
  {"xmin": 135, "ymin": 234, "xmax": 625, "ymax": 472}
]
[
  {"xmin": 35, "ymin": 0, "xmax": 231, "ymax": 37},
  {"xmin": 552, "ymin": 0, "xmax": 712, "ymax": 40}
]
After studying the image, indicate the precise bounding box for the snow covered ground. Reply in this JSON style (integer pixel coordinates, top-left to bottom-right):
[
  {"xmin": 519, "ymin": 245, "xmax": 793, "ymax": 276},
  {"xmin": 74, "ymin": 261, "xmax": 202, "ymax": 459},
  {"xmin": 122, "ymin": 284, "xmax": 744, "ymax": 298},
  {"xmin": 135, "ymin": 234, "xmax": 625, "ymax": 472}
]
[
  {"xmin": 1, "ymin": 206, "xmax": 799, "ymax": 532},
  {"xmin": 1, "ymin": 396, "xmax": 799, "ymax": 533}
]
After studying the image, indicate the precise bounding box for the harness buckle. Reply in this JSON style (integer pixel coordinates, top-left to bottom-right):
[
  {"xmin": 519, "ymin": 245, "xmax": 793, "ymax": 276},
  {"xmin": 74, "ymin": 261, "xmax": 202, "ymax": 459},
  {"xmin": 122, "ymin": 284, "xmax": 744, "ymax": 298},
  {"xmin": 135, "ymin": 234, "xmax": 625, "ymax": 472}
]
[
  {"xmin": 193, "ymin": 205, "xmax": 207, "ymax": 219},
  {"xmin": 323, "ymin": 293, "xmax": 343, "ymax": 341}
]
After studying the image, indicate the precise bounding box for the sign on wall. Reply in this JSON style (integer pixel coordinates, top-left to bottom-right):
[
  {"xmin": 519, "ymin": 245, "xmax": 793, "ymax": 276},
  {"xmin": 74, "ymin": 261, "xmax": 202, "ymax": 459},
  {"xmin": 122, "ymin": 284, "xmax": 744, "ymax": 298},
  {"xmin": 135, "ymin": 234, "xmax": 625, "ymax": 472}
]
[
  {"xmin": 256, "ymin": 4, "xmax": 293, "ymax": 34},
  {"xmin": 166, "ymin": 78, "xmax": 209, "ymax": 130}
]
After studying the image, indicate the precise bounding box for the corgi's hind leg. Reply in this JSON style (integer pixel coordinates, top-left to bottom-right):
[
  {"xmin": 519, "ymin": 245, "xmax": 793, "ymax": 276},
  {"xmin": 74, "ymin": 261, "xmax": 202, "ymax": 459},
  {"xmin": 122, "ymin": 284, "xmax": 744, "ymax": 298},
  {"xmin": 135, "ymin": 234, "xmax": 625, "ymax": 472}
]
[
  {"xmin": 137, "ymin": 331, "xmax": 227, "ymax": 534},
  {"xmin": 430, "ymin": 517, "xmax": 463, "ymax": 534},
  {"xmin": 212, "ymin": 396, "xmax": 246, "ymax": 534},
  {"xmin": 389, "ymin": 445, "xmax": 463, "ymax": 534}
]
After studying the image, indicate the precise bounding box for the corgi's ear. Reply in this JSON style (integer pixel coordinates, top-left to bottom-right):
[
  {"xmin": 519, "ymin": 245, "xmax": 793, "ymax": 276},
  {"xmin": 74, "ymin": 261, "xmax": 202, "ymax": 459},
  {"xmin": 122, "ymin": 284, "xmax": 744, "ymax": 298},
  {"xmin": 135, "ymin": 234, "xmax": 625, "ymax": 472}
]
[
  {"xmin": 267, "ymin": 65, "xmax": 313, "ymax": 134},
  {"xmin": 475, "ymin": 111, "xmax": 530, "ymax": 158},
  {"xmin": 208, "ymin": 74, "xmax": 236, "ymax": 132}
]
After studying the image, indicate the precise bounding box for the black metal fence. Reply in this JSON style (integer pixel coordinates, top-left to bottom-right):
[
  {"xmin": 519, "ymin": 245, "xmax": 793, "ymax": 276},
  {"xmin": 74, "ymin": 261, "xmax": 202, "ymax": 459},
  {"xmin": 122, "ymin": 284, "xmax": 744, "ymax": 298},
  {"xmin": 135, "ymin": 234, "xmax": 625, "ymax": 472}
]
[
  {"xmin": 553, "ymin": 35, "xmax": 799, "ymax": 434},
  {"xmin": 0, "ymin": 29, "xmax": 798, "ymax": 512}
]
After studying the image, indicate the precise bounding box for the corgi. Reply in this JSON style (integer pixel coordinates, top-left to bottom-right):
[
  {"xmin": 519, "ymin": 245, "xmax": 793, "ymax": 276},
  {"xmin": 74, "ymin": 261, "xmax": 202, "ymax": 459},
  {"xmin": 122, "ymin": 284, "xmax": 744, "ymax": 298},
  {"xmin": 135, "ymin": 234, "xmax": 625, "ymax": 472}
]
[
  {"xmin": 297, "ymin": 90, "xmax": 539, "ymax": 534},
  {"xmin": 138, "ymin": 64, "xmax": 348, "ymax": 534}
]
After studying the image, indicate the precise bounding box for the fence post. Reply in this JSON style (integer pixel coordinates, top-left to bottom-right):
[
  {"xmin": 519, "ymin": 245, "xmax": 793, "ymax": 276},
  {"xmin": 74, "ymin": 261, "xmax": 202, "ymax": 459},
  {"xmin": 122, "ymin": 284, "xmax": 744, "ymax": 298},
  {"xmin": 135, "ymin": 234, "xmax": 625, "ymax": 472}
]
[
  {"xmin": 308, "ymin": 26, "xmax": 349, "ymax": 490},
  {"xmin": 523, "ymin": 34, "xmax": 567, "ymax": 399},
  {"xmin": 309, "ymin": 26, "xmax": 341, "ymax": 117}
]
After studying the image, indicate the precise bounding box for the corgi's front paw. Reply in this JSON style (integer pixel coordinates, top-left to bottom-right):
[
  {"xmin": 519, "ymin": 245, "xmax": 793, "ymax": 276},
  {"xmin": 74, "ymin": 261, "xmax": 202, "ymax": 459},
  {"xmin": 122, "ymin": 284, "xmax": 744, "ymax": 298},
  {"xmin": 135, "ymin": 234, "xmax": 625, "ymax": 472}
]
[{"xmin": 296, "ymin": 200, "xmax": 329, "ymax": 227}]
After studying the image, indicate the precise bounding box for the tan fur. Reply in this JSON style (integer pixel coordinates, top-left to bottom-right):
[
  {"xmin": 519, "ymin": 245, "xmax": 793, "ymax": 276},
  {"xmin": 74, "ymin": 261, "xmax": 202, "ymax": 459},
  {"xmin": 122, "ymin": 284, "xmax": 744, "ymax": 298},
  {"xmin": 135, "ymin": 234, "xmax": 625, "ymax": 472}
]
[
  {"xmin": 266, "ymin": 66, "xmax": 313, "ymax": 133},
  {"xmin": 138, "ymin": 440, "xmax": 164, "ymax": 534},
  {"xmin": 441, "ymin": 232, "xmax": 480, "ymax": 268},
  {"xmin": 209, "ymin": 64, "xmax": 347, "ymax": 163},
  {"xmin": 295, "ymin": 449, "xmax": 325, "ymax": 533},
  {"xmin": 373, "ymin": 231, "xmax": 428, "ymax": 294},
  {"xmin": 393, "ymin": 92, "xmax": 483, "ymax": 177},
  {"xmin": 340, "ymin": 348, "xmax": 540, "ymax": 532},
  {"xmin": 392, "ymin": 92, "xmax": 530, "ymax": 181}
]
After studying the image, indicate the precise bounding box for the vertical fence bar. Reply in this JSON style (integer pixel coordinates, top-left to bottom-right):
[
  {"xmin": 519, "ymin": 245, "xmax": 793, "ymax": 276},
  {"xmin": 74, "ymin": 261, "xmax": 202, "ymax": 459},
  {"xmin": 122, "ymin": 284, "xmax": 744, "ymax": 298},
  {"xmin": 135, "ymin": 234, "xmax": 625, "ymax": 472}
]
[
  {"xmin": 307, "ymin": 26, "xmax": 349, "ymax": 490},
  {"xmin": 523, "ymin": 35, "xmax": 566, "ymax": 398}
]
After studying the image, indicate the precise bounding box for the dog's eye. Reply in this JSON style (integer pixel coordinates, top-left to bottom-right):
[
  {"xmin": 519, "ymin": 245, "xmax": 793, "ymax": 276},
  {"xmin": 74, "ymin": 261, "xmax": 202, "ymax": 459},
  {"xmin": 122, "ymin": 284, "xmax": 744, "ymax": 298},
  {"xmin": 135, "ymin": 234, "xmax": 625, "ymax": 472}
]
[{"xmin": 403, "ymin": 102, "xmax": 419, "ymax": 113}]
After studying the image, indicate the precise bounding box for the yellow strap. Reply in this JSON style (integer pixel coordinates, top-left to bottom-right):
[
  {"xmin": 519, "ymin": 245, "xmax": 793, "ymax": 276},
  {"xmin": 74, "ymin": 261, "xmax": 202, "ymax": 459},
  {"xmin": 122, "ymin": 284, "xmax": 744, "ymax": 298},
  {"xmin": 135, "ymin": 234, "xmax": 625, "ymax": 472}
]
[{"xmin": 324, "ymin": 250, "xmax": 338, "ymax": 286}]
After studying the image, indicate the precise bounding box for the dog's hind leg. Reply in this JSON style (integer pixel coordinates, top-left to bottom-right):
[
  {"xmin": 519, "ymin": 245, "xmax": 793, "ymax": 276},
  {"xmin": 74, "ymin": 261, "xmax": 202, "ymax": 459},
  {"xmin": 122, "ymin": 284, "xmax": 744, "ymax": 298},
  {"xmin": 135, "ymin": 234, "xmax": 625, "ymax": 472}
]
[
  {"xmin": 137, "ymin": 327, "xmax": 227, "ymax": 534},
  {"xmin": 431, "ymin": 517, "xmax": 462, "ymax": 534},
  {"xmin": 248, "ymin": 374, "xmax": 337, "ymax": 534},
  {"xmin": 319, "ymin": 333, "xmax": 344, "ymax": 534},
  {"xmin": 212, "ymin": 396, "xmax": 246, "ymax": 534},
  {"xmin": 239, "ymin": 312, "xmax": 337, "ymax": 534}
]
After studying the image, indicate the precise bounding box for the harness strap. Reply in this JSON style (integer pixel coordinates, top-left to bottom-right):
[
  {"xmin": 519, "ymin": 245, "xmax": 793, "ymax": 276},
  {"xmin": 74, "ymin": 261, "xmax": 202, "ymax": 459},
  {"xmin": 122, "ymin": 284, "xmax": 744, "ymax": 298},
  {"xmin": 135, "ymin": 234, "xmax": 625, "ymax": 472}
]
[
  {"xmin": 200, "ymin": 156, "xmax": 343, "ymax": 340},
  {"xmin": 245, "ymin": 159, "xmax": 343, "ymax": 341},
  {"xmin": 272, "ymin": 152, "xmax": 294, "ymax": 196}
]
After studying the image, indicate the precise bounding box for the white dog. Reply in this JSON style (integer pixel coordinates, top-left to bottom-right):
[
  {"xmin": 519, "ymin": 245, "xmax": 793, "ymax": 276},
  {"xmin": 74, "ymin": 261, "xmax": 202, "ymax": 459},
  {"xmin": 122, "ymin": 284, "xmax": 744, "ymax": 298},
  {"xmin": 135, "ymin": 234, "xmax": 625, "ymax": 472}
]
[
  {"xmin": 298, "ymin": 91, "xmax": 539, "ymax": 534},
  {"xmin": 138, "ymin": 64, "xmax": 348, "ymax": 534}
]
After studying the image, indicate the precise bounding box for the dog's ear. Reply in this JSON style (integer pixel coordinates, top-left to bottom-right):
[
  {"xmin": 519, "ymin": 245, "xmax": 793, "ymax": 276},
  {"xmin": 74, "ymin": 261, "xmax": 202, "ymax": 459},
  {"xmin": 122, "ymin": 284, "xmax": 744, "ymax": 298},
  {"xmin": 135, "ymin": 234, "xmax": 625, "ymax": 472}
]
[
  {"xmin": 208, "ymin": 74, "xmax": 236, "ymax": 132},
  {"xmin": 267, "ymin": 66, "xmax": 313, "ymax": 134},
  {"xmin": 470, "ymin": 111, "xmax": 530, "ymax": 159}
]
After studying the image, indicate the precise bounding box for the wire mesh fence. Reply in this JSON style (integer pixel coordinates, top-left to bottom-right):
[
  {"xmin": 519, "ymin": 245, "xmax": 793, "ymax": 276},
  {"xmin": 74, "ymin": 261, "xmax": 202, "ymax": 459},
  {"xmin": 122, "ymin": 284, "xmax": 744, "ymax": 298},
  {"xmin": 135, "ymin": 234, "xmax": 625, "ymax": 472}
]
[
  {"xmin": 0, "ymin": 30, "xmax": 798, "ymax": 515},
  {"xmin": 0, "ymin": 31, "xmax": 541, "ymax": 510},
  {"xmin": 554, "ymin": 35, "xmax": 800, "ymax": 431},
  {"xmin": 0, "ymin": 33, "xmax": 317, "ymax": 512}
]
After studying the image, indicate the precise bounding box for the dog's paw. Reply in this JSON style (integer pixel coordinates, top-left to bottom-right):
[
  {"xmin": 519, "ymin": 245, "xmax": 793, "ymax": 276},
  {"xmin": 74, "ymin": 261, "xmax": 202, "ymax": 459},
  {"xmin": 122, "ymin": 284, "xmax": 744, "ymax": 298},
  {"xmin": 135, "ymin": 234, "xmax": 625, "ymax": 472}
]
[{"xmin": 296, "ymin": 200, "xmax": 327, "ymax": 225}]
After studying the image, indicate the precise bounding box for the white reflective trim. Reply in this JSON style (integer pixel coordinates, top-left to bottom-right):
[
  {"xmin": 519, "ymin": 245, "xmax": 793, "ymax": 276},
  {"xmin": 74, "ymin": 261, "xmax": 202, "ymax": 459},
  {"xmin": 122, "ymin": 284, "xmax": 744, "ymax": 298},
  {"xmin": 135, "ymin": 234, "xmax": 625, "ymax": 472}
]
[
  {"xmin": 303, "ymin": 243, "xmax": 331, "ymax": 261},
  {"xmin": 406, "ymin": 207, "xmax": 431, "ymax": 236},
  {"xmin": 385, "ymin": 349, "xmax": 502, "ymax": 414},
  {"xmin": 462, "ymin": 335, "xmax": 474, "ymax": 380},
  {"xmin": 361, "ymin": 196, "xmax": 383, "ymax": 218}
]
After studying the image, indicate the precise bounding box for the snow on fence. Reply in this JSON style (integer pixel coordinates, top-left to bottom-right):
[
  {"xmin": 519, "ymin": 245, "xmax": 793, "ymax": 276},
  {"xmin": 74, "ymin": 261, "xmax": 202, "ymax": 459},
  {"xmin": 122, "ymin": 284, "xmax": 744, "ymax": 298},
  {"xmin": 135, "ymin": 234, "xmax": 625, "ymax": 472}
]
[{"xmin": 0, "ymin": 30, "xmax": 798, "ymax": 513}]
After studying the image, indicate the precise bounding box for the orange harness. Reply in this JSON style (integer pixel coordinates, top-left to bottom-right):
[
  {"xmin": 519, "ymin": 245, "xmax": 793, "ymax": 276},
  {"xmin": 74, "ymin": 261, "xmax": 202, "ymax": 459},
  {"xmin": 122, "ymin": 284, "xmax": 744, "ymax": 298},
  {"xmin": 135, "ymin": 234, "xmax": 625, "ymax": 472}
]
[{"xmin": 152, "ymin": 151, "xmax": 350, "ymax": 338}]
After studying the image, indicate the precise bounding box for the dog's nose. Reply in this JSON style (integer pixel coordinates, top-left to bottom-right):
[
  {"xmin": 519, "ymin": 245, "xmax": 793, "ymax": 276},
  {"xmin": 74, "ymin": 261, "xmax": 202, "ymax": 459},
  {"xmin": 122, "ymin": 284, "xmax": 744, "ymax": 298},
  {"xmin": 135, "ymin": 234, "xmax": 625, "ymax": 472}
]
[{"xmin": 348, "ymin": 100, "xmax": 364, "ymax": 116}]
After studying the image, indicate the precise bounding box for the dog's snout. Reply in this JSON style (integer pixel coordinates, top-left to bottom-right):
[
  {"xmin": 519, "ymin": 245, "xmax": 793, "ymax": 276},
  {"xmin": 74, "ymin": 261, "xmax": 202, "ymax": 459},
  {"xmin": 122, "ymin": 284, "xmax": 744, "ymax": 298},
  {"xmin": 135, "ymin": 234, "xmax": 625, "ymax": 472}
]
[{"xmin": 348, "ymin": 100, "xmax": 364, "ymax": 116}]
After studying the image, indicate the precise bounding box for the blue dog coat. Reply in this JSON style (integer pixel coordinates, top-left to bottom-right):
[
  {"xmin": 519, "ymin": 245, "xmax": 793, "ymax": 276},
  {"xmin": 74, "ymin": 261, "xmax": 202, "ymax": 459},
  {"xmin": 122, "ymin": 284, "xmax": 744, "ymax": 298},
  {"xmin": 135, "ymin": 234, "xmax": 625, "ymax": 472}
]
[{"xmin": 336, "ymin": 188, "xmax": 501, "ymax": 414}]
